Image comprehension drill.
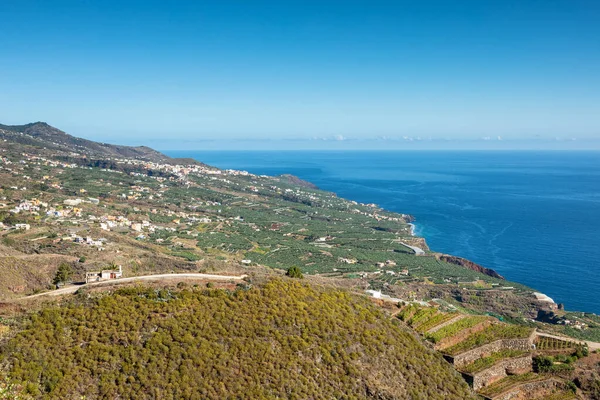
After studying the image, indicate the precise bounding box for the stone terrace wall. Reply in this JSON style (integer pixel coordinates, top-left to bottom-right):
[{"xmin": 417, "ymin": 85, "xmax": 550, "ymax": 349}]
[
  {"xmin": 485, "ymin": 378, "xmax": 565, "ymax": 400},
  {"xmin": 469, "ymin": 355, "xmax": 532, "ymax": 391},
  {"xmin": 451, "ymin": 336, "xmax": 534, "ymax": 369}
]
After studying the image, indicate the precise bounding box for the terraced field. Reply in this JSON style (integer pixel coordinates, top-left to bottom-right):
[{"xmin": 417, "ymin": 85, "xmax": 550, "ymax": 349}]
[
  {"xmin": 477, "ymin": 373, "xmax": 572, "ymax": 400},
  {"xmin": 427, "ymin": 315, "xmax": 490, "ymax": 344},
  {"xmin": 443, "ymin": 324, "xmax": 533, "ymax": 356},
  {"xmin": 460, "ymin": 350, "xmax": 527, "ymax": 374},
  {"xmin": 396, "ymin": 303, "xmax": 580, "ymax": 399}
]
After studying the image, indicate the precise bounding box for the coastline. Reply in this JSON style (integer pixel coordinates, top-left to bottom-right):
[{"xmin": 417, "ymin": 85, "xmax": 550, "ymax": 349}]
[
  {"xmin": 170, "ymin": 150, "xmax": 598, "ymax": 316},
  {"xmin": 408, "ymin": 216, "xmax": 564, "ymax": 311},
  {"xmin": 408, "ymin": 222, "xmax": 416, "ymax": 236}
]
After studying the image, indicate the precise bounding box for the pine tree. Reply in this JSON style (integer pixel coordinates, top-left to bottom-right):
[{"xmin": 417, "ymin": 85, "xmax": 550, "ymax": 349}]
[{"xmin": 53, "ymin": 263, "xmax": 73, "ymax": 286}]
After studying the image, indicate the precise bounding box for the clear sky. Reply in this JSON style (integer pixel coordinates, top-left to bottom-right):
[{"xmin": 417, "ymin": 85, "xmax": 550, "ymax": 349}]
[{"xmin": 1, "ymin": 0, "xmax": 599, "ymax": 150}]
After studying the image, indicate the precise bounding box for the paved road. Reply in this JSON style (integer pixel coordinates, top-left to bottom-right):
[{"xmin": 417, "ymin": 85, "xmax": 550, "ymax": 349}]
[
  {"xmin": 399, "ymin": 242, "xmax": 425, "ymax": 255},
  {"xmin": 19, "ymin": 273, "xmax": 248, "ymax": 300},
  {"xmin": 536, "ymin": 331, "xmax": 600, "ymax": 351}
]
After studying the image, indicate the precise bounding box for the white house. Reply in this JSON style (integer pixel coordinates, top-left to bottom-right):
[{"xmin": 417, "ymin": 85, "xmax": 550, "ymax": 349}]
[{"xmin": 85, "ymin": 265, "xmax": 123, "ymax": 283}]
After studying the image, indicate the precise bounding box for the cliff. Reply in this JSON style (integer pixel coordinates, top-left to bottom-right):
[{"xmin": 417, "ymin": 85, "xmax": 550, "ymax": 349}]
[{"xmin": 438, "ymin": 255, "xmax": 505, "ymax": 280}]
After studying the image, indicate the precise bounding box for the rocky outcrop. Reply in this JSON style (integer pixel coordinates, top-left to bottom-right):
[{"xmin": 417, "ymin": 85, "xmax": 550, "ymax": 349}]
[
  {"xmin": 402, "ymin": 214, "xmax": 416, "ymax": 223},
  {"xmin": 535, "ymin": 309, "xmax": 570, "ymax": 324},
  {"xmin": 438, "ymin": 255, "xmax": 504, "ymax": 279},
  {"xmin": 277, "ymin": 174, "xmax": 319, "ymax": 190}
]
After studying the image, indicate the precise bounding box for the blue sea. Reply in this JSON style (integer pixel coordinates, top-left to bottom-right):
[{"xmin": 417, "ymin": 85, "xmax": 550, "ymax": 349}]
[{"xmin": 167, "ymin": 150, "xmax": 600, "ymax": 314}]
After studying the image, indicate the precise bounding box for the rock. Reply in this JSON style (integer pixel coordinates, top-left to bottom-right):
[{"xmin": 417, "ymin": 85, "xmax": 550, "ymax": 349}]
[
  {"xmin": 277, "ymin": 174, "xmax": 319, "ymax": 190},
  {"xmin": 438, "ymin": 255, "xmax": 504, "ymax": 279}
]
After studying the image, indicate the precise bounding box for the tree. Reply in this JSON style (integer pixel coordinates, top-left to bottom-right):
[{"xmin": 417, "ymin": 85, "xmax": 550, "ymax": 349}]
[
  {"xmin": 533, "ymin": 355, "xmax": 554, "ymax": 372},
  {"xmin": 53, "ymin": 263, "xmax": 73, "ymax": 287},
  {"xmin": 286, "ymin": 266, "xmax": 303, "ymax": 279}
]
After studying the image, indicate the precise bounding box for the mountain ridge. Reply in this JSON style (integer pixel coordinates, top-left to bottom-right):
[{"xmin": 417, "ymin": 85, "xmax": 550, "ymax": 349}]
[{"xmin": 0, "ymin": 121, "xmax": 201, "ymax": 166}]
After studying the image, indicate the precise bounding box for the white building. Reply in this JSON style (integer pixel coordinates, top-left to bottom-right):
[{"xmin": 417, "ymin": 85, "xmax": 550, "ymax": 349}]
[{"xmin": 85, "ymin": 265, "xmax": 123, "ymax": 283}]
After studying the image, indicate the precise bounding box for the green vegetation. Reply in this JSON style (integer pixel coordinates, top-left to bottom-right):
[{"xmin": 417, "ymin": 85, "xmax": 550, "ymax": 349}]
[
  {"xmin": 545, "ymin": 390, "xmax": 577, "ymax": 400},
  {"xmin": 398, "ymin": 304, "xmax": 420, "ymax": 322},
  {"xmin": 285, "ymin": 266, "xmax": 303, "ymax": 279},
  {"xmin": 533, "ymin": 356, "xmax": 574, "ymax": 374},
  {"xmin": 398, "ymin": 305, "xmax": 461, "ymax": 334},
  {"xmin": 403, "ymin": 306, "xmax": 437, "ymax": 326},
  {"xmin": 0, "ymin": 280, "xmax": 475, "ymax": 399},
  {"xmin": 533, "ymin": 347, "xmax": 588, "ymax": 375},
  {"xmin": 460, "ymin": 350, "xmax": 527, "ymax": 373},
  {"xmin": 536, "ymin": 336, "xmax": 579, "ymax": 351},
  {"xmin": 426, "ymin": 316, "xmax": 490, "ymax": 344},
  {"xmin": 477, "ymin": 372, "xmax": 541, "ymax": 397},
  {"xmin": 170, "ymin": 250, "xmax": 202, "ymax": 262},
  {"xmin": 550, "ymin": 313, "xmax": 600, "ymax": 342},
  {"xmin": 414, "ymin": 312, "xmax": 459, "ymax": 333},
  {"xmin": 52, "ymin": 263, "xmax": 73, "ymax": 287},
  {"xmin": 2, "ymin": 121, "xmax": 590, "ymax": 399},
  {"xmin": 443, "ymin": 324, "xmax": 533, "ymax": 356}
]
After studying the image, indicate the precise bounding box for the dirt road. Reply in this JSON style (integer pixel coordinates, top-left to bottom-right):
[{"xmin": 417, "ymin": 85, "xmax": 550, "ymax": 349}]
[{"xmin": 18, "ymin": 273, "xmax": 248, "ymax": 300}]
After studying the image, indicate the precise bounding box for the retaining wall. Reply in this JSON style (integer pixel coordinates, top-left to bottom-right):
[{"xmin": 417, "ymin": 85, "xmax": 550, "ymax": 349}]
[
  {"xmin": 483, "ymin": 378, "xmax": 565, "ymax": 400},
  {"xmin": 449, "ymin": 334, "xmax": 535, "ymax": 369},
  {"xmin": 465, "ymin": 355, "xmax": 532, "ymax": 391}
]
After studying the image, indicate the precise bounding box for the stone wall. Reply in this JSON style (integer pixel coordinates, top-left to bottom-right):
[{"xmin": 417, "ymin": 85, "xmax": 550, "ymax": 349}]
[
  {"xmin": 484, "ymin": 378, "xmax": 565, "ymax": 400},
  {"xmin": 450, "ymin": 334, "xmax": 535, "ymax": 369},
  {"xmin": 467, "ymin": 355, "xmax": 532, "ymax": 391}
]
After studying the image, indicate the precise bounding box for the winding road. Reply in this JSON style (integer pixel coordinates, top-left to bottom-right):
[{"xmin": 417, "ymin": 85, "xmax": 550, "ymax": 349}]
[{"xmin": 18, "ymin": 273, "xmax": 248, "ymax": 301}]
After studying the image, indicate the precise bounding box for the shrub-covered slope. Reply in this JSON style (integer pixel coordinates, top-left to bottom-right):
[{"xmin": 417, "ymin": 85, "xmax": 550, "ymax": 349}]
[{"xmin": 1, "ymin": 280, "xmax": 474, "ymax": 399}]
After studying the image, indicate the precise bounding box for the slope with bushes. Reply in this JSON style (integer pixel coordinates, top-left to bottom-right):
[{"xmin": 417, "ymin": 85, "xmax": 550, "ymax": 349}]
[{"xmin": 0, "ymin": 280, "xmax": 475, "ymax": 399}]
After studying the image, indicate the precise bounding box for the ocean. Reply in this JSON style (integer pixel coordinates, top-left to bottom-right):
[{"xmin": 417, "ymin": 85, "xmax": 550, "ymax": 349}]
[{"xmin": 166, "ymin": 150, "xmax": 600, "ymax": 314}]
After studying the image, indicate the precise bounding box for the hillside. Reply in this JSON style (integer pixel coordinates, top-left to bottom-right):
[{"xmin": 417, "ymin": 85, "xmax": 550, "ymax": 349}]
[
  {"xmin": 0, "ymin": 121, "xmax": 599, "ymax": 398},
  {"xmin": 0, "ymin": 122, "xmax": 199, "ymax": 165},
  {"xmin": 0, "ymin": 122, "xmax": 583, "ymax": 327},
  {"xmin": 0, "ymin": 279, "xmax": 475, "ymax": 399}
]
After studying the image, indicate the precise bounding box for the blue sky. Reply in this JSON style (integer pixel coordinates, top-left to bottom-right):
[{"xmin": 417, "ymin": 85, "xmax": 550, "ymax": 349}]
[{"xmin": 1, "ymin": 0, "xmax": 599, "ymax": 149}]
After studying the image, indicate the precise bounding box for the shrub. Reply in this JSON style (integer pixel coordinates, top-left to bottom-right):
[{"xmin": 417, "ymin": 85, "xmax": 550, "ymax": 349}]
[
  {"xmin": 533, "ymin": 355, "xmax": 575, "ymax": 374},
  {"xmin": 286, "ymin": 266, "xmax": 303, "ymax": 279},
  {"xmin": 1, "ymin": 280, "xmax": 475, "ymax": 399}
]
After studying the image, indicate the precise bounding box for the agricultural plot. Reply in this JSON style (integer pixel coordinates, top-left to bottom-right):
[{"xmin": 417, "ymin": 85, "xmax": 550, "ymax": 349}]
[
  {"xmin": 460, "ymin": 349, "xmax": 528, "ymax": 373},
  {"xmin": 443, "ymin": 324, "xmax": 534, "ymax": 356}
]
